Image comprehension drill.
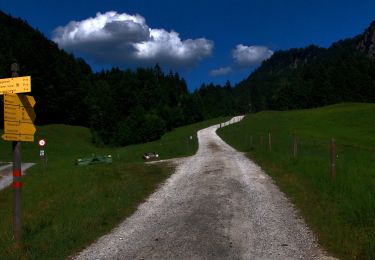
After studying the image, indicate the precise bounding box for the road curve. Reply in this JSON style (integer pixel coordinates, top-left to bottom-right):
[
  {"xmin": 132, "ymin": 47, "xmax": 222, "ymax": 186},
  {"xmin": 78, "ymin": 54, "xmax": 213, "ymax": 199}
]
[{"xmin": 75, "ymin": 116, "xmax": 330, "ymax": 260}]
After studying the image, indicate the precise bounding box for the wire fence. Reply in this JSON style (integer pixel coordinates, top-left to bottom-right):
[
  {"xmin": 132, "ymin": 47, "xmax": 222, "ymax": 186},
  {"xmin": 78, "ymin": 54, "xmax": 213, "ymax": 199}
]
[{"xmin": 220, "ymin": 127, "xmax": 375, "ymax": 257}]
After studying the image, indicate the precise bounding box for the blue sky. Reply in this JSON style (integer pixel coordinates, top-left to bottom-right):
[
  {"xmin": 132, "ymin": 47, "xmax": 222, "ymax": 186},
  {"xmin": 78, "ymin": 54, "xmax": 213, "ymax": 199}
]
[{"xmin": 2, "ymin": 0, "xmax": 375, "ymax": 90}]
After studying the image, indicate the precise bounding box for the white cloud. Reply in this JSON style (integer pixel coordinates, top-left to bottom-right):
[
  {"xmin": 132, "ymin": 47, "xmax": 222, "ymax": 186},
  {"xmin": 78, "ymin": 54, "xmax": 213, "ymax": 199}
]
[
  {"xmin": 52, "ymin": 11, "xmax": 213, "ymax": 68},
  {"xmin": 209, "ymin": 66, "xmax": 232, "ymax": 76},
  {"xmin": 232, "ymin": 44, "xmax": 273, "ymax": 67}
]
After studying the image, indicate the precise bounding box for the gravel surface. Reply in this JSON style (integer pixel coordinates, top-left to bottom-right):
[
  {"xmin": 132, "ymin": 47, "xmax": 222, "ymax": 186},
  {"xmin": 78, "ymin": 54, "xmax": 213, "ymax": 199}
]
[{"xmin": 75, "ymin": 116, "xmax": 333, "ymax": 260}]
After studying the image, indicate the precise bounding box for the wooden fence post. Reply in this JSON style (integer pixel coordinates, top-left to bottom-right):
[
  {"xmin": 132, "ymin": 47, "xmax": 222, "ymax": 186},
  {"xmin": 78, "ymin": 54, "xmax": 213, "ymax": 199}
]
[
  {"xmin": 268, "ymin": 132, "xmax": 272, "ymax": 152},
  {"xmin": 293, "ymin": 135, "xmax": 299, "ymax": 158},
  {"xmin": 331, "ymin": 138, "xmax": 336, "ymax": 179}
]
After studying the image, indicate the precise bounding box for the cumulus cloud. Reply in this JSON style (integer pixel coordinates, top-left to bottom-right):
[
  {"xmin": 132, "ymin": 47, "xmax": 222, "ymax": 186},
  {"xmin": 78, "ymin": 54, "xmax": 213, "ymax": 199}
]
[
  {"xmin": 52, "ymin": 11, "xmax": 213, "ymax": 68},
  {"xmin": 232, "ymin": 44, "xmax": 273, "ymax": 67},
  {"xmin": 209, "ymin": 66, "xmax": 232, "ymax": 76}
]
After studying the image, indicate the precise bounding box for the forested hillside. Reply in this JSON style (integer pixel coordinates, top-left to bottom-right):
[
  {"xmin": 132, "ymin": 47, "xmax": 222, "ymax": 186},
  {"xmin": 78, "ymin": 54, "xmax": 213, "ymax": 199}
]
[
  {"xmin": 0, "ymin": 11, "xmax": 92, "ymax": 126},
  {"xmin": 1, "ymin": 9, "xmax": 375, "ymax": 146},
  {"xmin": 235, "ymin": 21, "xmax": 375, "ymax": 111},
  {"xmin": 0, "ymin": 11, "xmax": 236, "ymax": 145},
  {"xmin": 88, "ymin": 66, "xmax": 198, "ymax": 145}
]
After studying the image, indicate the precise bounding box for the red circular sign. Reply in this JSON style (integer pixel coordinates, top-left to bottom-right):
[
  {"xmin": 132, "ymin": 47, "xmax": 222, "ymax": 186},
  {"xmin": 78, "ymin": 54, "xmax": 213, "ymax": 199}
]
[{"xmin": 38, "ymin": 139, "xmax": 46, "ymax": 147}]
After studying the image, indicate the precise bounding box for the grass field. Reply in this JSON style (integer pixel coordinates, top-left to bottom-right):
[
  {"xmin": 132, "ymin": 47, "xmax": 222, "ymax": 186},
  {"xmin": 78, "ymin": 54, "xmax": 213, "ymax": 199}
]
[
  {"xmin": 217, "ymin": 103, "xmax": 375, "ymax": 260},
  {"xmin": 0, "ymin": 116, "xmax": 228, "ymax": 259}
]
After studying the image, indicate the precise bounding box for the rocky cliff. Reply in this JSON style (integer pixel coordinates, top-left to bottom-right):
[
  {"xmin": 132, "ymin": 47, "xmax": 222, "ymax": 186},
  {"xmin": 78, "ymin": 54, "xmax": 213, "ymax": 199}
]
[{"xmin": 357, "ymin": 20, "xmax": 375, "ymax": 58}]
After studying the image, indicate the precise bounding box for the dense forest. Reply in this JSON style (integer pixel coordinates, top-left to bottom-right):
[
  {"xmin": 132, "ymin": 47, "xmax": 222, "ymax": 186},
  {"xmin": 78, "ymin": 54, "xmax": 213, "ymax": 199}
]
[
  {"xmin": 0, "ymin": 11, "xmax": 92, "ymax": 126},
  {"xmin": 1, "ymin": 10, "xmax": 375, "ymax": 146},
  {"xmin": 0, "ymin": 11, "xmax": 237, "ymax": 145}
]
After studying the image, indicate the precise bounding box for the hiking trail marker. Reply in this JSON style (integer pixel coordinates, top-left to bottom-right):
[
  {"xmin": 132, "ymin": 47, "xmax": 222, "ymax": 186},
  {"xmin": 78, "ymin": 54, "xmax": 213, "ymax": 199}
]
[
  {"xmin": 2, "ymin": 93, "xmax": 36, "ymax": 142},
  {"xmin": 0, "ymin": 76, "xmax": 31, "ymax": 95},
  {"xmin": 0, "ymin": 63, "xmax": 36, "ymax": 243},
  {"xmin": 38, "ymin": 139, "xmax": 46, "ymax": 147}
]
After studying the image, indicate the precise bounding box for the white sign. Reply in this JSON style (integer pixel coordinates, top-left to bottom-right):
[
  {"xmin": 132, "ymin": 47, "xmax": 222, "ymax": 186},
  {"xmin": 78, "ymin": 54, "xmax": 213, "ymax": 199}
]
[
  {"xmin": 38, "ymin": 139, "xmax": 46, "ymax": 147},
  {"xmin": 40, "ymin": 150, "xmax": 45, "ymax": 157}
]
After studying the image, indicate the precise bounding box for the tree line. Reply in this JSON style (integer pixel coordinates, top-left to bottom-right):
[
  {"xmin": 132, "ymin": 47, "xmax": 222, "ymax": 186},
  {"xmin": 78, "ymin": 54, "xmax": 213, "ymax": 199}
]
[
  {"xmin": 1, "ymin": 10, "xmax": 375, "ymax": 146},
  {"xmin": 0, "ymin": 11, "xmax": 238, "ymax": 146}
]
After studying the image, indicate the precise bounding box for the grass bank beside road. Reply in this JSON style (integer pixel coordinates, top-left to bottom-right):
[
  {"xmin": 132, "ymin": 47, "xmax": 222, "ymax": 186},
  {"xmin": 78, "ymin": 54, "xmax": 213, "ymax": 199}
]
[
  {"xmin": 218, "ymin": 103, "xmax": 375, "ymax": 260},
  {"xmin": 0, "ymin": 116, "xmax": 228, "ymax": 259}
]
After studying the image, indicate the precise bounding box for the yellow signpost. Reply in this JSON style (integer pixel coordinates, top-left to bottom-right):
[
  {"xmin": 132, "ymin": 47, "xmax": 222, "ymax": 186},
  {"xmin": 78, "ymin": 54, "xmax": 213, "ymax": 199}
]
[
  {"xmin": 1, "ymin": 64, "xmax": 34, "ymax": 243},
  {"xmin": 2, "ymin": 93, "xmax": 36, "ymax": 142},
  {"xmin": 0, "ymin": 76, "xmax": 31, "ymax": 95}
]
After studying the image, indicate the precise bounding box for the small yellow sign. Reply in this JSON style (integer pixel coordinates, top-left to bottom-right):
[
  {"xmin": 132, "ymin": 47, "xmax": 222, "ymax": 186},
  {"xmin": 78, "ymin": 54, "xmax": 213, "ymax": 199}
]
[
  {"xmin": 2, "ymin": 93, "xmax": 36, "ymax": 142},
  {"xmin": 1, "ymin": 134, "xmax": 34, "ymax": 142},
  {"xmin": 3, "ymin": 94, "xmax": 36, "ymax": 122},
  {"xmin": 4, "ymin": 120, "xmax": 36, "ymax": 134},
  {"xmin": 0, "ymin": 76, "xmax": 31, "ymax": 95}
]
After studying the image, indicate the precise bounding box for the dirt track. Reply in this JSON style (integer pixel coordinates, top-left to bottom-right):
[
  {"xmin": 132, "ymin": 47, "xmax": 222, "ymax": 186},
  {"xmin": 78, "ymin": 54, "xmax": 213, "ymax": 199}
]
[{"xmin": 75, "ymin": 116, "xmax": 332, "ymax": 260}]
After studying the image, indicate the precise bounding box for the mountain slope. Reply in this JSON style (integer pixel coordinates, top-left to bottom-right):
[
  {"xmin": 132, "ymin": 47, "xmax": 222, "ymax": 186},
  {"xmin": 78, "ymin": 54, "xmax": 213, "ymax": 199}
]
[
  {"xmin": 357, "ymin": 20, "xmax": 375, "ymax": 58},
  {"xmin": 235, "ymin": 21, "xmax": 375, "ymax": 112}
]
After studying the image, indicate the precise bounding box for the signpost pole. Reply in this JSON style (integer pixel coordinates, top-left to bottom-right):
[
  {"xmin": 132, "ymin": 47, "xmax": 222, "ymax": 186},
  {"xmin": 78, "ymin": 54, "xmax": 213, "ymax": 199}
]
[
  {"xmin": 38, "ymin": 139, "xmax": 47, "ymax": 169},
  {"xmin": 11, "ymin": 63, "xmax": 22, "ymax": 243}
]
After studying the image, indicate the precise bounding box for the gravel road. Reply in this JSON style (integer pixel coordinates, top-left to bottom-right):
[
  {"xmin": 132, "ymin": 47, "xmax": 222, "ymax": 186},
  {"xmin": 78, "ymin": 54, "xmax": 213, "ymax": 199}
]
[{"xmin": 75, "ymin": 116, "xmax": 332, "ymax": 260}]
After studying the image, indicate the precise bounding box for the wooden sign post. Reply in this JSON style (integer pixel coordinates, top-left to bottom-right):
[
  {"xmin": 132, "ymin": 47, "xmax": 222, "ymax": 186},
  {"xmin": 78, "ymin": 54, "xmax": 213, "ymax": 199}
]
[
  {"xmin": 11, "ymin": 63, "xmax": 22, "ymax": 243},
  {"xmin": 0, "ymin": 63, "xmax": 36, "ymax": 243}
]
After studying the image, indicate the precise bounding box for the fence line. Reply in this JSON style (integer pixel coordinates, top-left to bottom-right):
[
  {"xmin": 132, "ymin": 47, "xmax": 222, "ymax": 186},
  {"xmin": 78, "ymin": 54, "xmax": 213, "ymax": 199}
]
[{"xmin": 247, "ymin": 132, "xmax": 341, "ymax": 179}]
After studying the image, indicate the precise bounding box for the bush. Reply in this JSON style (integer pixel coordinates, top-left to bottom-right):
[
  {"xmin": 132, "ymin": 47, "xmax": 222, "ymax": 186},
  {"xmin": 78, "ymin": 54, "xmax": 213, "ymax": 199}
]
[{"xmin": 139, "ymin": 114, "xmax": 166, "ymax": 142}]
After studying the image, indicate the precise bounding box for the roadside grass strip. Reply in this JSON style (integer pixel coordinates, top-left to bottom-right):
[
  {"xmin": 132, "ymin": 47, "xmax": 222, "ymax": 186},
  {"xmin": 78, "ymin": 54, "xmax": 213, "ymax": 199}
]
[
  {"xmin": 218, "ymin": 103, "xmax": 375, "ymax": 260},
  {"xmin": 0, "ymin": 116, "xmax": 228, "ymax": 259}
]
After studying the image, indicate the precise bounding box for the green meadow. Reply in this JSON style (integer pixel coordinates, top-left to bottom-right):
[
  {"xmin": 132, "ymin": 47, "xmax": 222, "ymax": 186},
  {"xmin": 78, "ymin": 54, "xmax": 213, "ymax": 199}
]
[
  {"xmin": 218, "ymin": 103, "xmax": 375, "ymax": 260},
  {"xmin": 0, "ymin": 116, "xmax": 228, "ymax": 259}
]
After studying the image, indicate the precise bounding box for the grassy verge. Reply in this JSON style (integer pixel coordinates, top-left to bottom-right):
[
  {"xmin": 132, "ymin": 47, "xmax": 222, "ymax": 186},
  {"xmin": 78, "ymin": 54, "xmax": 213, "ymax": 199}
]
[
  {"xmin": 0, "ymin": 116, "xmax": 228, "ymax": 259},
  {"xmin": 217, "ymin": 103, "xmax": 375, "ymax": 260},
  {"xmin": 113, "ymin": 117, "xmax": 229, "ymax": 162}
]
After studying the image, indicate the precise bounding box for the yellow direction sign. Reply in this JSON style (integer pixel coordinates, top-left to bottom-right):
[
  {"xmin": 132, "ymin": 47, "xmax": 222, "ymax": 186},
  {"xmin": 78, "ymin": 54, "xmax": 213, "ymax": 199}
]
[
  {"xmin": 0, "ymin": 76, "xmax": 31, "ymax": 95},
  {"xmin": 2, "ymin": 93, "xmax": 36, "ymax": 142},
  {"xmin": 1, "ymin": 133, "xmax": 34, "ymax": 142},
  {"xmin": 4, "ymin": 120, "xmax": 36, "ymax": 133},
  {"xmin": 4, "ymin": 93, "xmax": 36, "ymax": 122}
]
